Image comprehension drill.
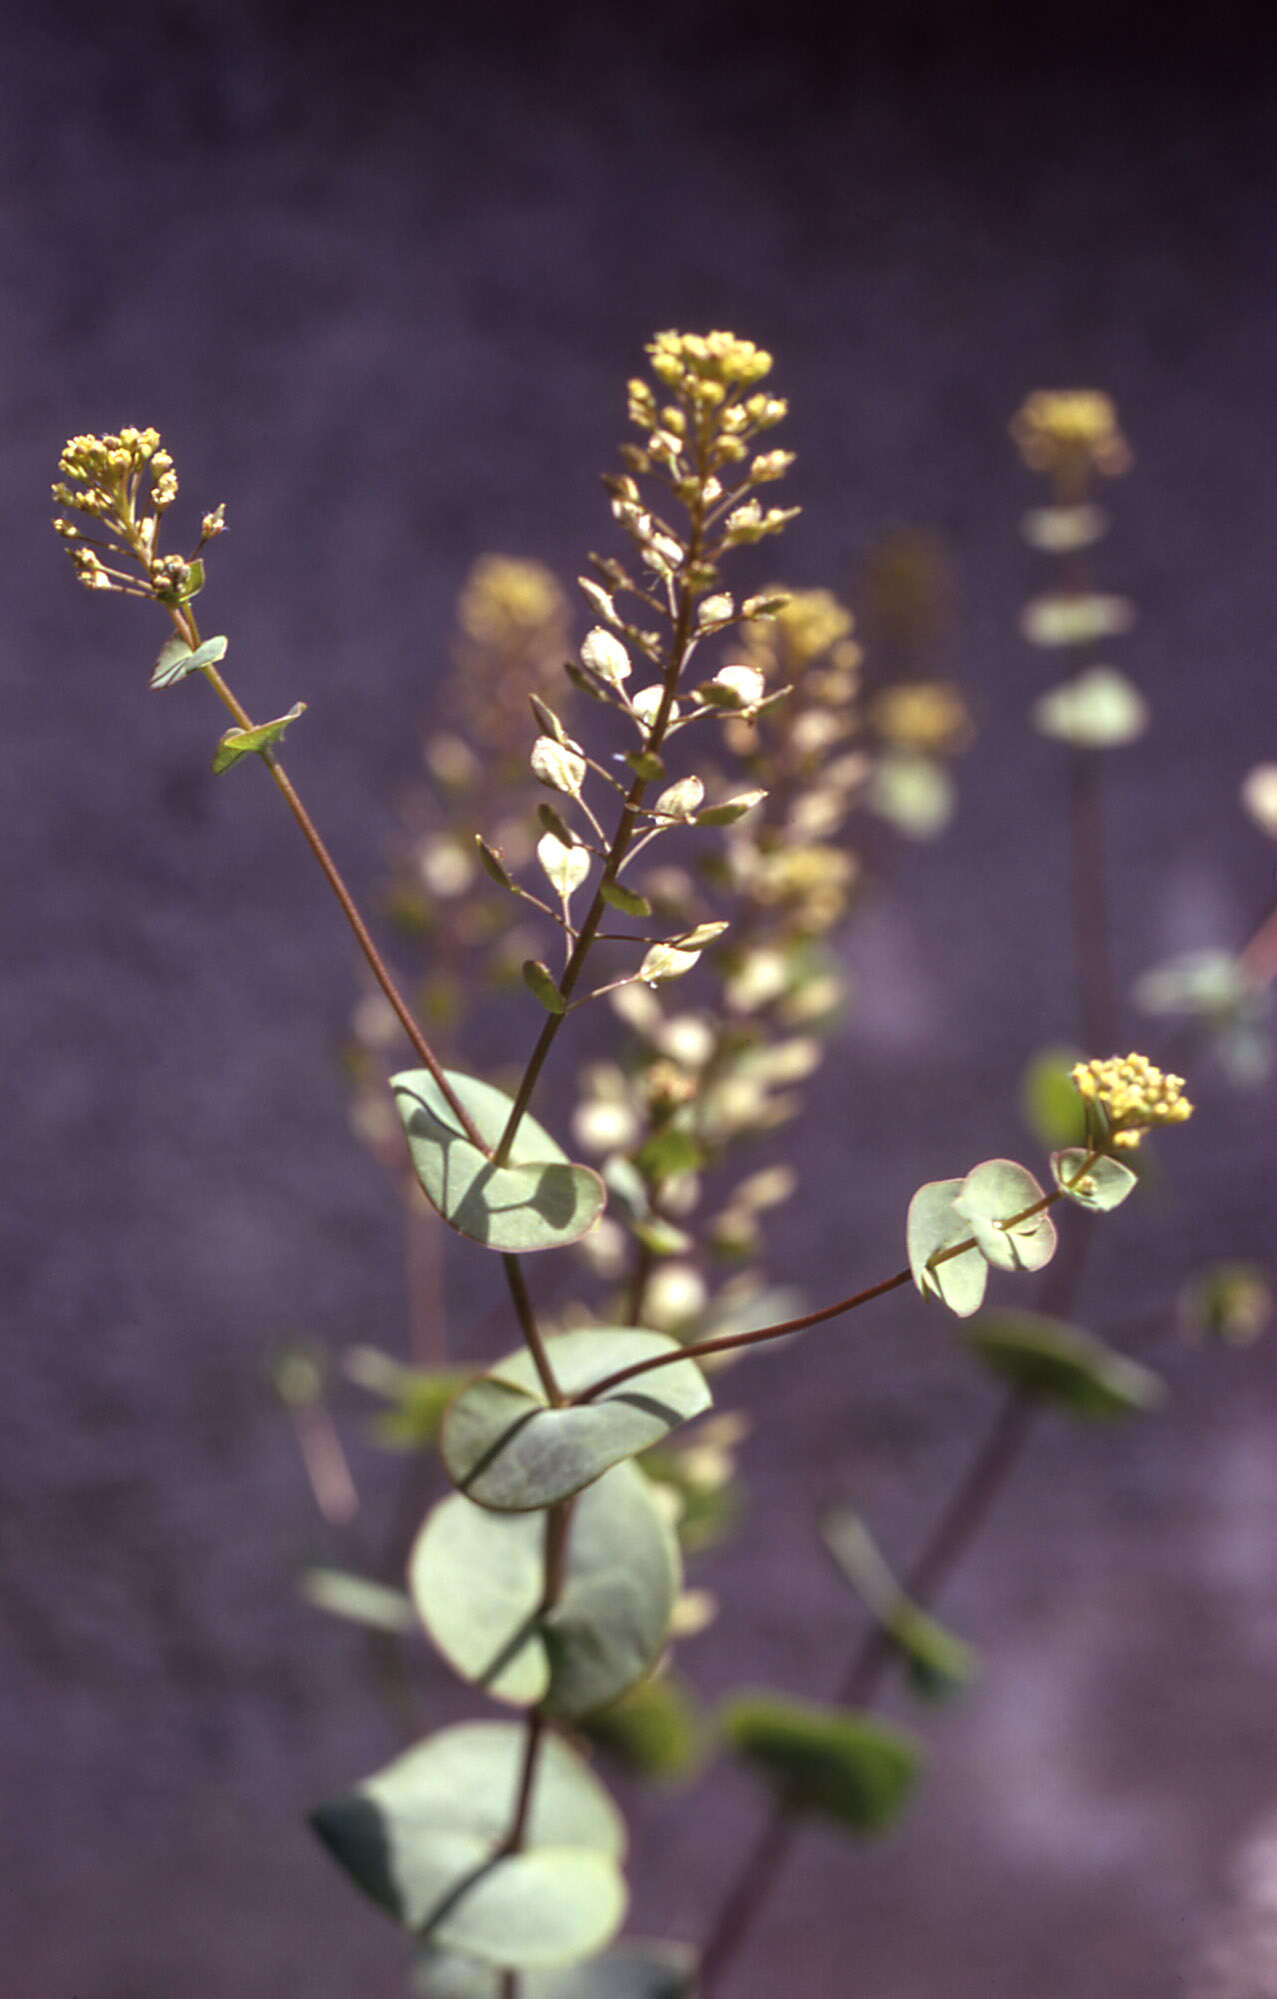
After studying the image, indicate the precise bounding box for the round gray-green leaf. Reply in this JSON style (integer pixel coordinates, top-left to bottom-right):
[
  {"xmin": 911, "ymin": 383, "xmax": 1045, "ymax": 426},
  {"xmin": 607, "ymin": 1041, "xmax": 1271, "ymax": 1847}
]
[
  {"xmin": 1050, "ymin": 1148, "xmax": 1138, "ymax": 1212},
  {"xmin": 953, "ymin": 1159, "xmax": 1057, "ymax": 1274},
  {"xmin": 430, "ymin": 1846, "xmax": 624, "ymax": 1968},
  {"xmin": 415, "ymin": 1940, "xmax": 697, "ymax": 1998},
  {"xmin": 409, "ymin": 1463, "xmax": 679, "ymax": 1718},
  {"xmin": 391, "ymin": 1069, "xmax": 605, "ymax": 1253},
  {"xmin": 1031, "ymin": 667, "xmax": 1148, "ymax": 748},
  {"xmin": 1020, "ymin": 593, "xmax": 1135, "ymax": 647},
  {"xmin": 310, "ymin": 1721, "xmax": 625, "ymax": 1946},
  {"xmin": 868, "ymin": 750, "xmax": 954, "ymax": 839},
  {"xmin": 906, "ymin": 1177, "xmax": 988, "ymax": 1318},
  {"xmin": 441, "ymin": 1328, "xmax": 712, "ymax": 1511},
  {"xmin": 963, "ymin": 1311, "xmax": 1165, "ymax": 1418}
]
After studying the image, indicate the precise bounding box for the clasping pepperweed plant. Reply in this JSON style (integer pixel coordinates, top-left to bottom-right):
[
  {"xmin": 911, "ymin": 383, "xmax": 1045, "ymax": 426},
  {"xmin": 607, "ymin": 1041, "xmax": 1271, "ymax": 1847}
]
[{"xmin": 55, "ymin": 334, "xmax": 1214, "ymax": 1999}]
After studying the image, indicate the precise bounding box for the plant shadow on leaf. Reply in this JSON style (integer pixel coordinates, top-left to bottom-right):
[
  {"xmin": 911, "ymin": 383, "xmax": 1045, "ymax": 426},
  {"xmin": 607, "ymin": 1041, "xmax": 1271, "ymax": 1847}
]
[
  {"xmin": 441, "ymin": 1331, "xmax": 712, "ymax": 1511},
  {"xmin": 392, "ymin": 1070, "xmax": 606, "ymax": 1253},
  {"xmin": 310, "ymin": 1723, "xmax": 627, "ymax": 1960}
]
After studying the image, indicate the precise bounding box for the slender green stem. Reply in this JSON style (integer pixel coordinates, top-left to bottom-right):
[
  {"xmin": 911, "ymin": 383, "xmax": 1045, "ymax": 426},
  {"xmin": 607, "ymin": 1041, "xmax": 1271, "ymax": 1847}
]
[{"xmin": 156, "ymin": 591, "xmax": 488, "ymax": 1154}]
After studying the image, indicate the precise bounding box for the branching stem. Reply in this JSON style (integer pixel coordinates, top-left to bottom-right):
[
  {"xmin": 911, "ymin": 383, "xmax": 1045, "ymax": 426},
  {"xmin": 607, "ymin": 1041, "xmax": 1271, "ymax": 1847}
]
[
  {"xmin": 491, "ymin": 469, "xmax": 710, "ymax": 1168},
  {"xmin": 574, "ymin": 1165, "xmax": 1099, "ymax": 1406}
]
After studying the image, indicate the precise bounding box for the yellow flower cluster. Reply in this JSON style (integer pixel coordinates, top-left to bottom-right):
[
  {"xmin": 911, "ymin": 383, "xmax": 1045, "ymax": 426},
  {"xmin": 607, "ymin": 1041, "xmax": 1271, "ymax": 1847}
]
[
  {"xmin": 621, "ymin": 332, "xmax": 795, "ymax": 549},
  {"xmin": 743, "ymin": 842, "xmax": 858, "ymax": 934},
  {"xmin": 742, "ymin": 587, "xmax": 859, "ymax": 677},
  {"xmin": 450, "ymin": 556, "xmax": 570, "ymax": 756},
  {"xmin": 1010, "ymin": 391, "xmax": 1132, "ymax": 484},
  {"xmin": 51, "ymin": 426, "xmax": 219, "ymax": 603},
  {"xmin": 1071, "ymin": 1052, "xmax": 1193, "ymax": 1148},
  {"xmin": 646, "ymin": 330, "xmax": 775, "ymax": 396},
  {"xmin": 870, "ymin": 680, "xmax": 972, "ymax": 755},
  {"xmin": 52, "ymin": 427, "xmax": 177, "ymax": 522},
  {"xmin": 458, "ymin": 555, "xmax": 569, "ymax": 653}
]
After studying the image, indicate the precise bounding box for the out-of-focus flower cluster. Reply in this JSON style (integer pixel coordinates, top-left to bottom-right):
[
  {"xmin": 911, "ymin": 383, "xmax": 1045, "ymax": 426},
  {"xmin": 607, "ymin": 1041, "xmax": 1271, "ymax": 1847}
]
[
  {"xmin": 344, "ymin": 556, "xmax": 573, "ymax": 1138},
  {"xmin": 856, "ymin": 529, "xmax": 973, "ymax": 840},
  {"xmin": 568, "ymin": 587, "xmax": 882, "ymax": 1340},
  {"xmin": 1010, "ymin": 390, "xmax": 1132, "ymax": 494}
]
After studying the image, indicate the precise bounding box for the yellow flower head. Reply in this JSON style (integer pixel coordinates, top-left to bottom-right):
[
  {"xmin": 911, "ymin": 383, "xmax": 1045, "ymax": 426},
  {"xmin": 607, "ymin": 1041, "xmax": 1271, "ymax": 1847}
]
[
  {"xmin": 1011, "ymin": 391, "xmax": 1132, "ymax": 489},
  {"xmin": 741, "ymin": 587, "xmax": 859, "ymax": 679},
  {"xmin": 1071, "ymin": 1052, "xmax": 1193, "ymax": 1149},
  {"xmin": 52, "ymin": 427, "xmax": 171, "ymax": 522},
  {"xmin": 646, "ymin": 329, "xmax": 774, "ymax": 398},
  {"xmin": 870, "ymin": 680, "xmax": 972, "ymax": 756},
  {"xmin": 51, "ymin": 427, "xmax": 214, "ymax": 602}
]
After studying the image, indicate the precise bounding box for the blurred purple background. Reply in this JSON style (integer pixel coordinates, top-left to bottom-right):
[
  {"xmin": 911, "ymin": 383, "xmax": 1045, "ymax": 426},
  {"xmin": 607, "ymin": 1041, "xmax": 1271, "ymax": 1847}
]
[{"xmin": 3, "ymin": 5, "xmax": 1275, "ymax": 1994}]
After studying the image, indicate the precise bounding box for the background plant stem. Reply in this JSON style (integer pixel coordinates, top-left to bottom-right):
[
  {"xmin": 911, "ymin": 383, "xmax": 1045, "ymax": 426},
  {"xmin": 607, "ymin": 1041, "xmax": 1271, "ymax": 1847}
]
[
  {"xmin": 697, "ymin": 1391, "xmax": 1034, "ymax": 1995},
  {"xmin": 696, "ymin": 465, "xmax": 1124, "ymax": 1996}
]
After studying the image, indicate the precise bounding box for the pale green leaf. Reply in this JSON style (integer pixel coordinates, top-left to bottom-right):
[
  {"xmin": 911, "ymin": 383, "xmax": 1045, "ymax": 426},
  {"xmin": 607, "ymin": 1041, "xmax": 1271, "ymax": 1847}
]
[
  {"xmin": 211, "ymin": 701, "xmax": 305, "ymax": 772},
  {"xmin": 580, "ymin": 628, "xmax": 633, "ymax": 686},
  {"xmin": 1019, "ymin": 503, "xmax": 1108, "ymax": 552},
  {"xmin": 1031, "ymin": 667, "xmax": 1148, "ymax": 748},
  {"xmin": 409, "ymin": 1463, "xmax": 679, "ymax": 1718},
  {"xmin": 1020, "ymin": 594, "xmax": 1136, "ymax": 647},
  {"xmin": 151, "ymin": 632, "xmax": 228, "ymax": 689},
  {"xmin": 523, "ymin": 961, "xmax": 568, "ymax": 1015},
  {"xmin": 311, "ymin": 1721, "xmax": 626, "ymax": 1956},
  {"xmin": 600, "ymin": 880, "xmax": 652, "ymax": 918},
  {"xmin": 638, "ymin": 943, "xmax": 701, "ymax": 984},
  {"xmin": 906, "ymin": 1178, "xmax": 988, "ymax": 1318},
  {"xmin": 537, "ymin": 833, "xmax": 590, "ymax": 901},
  {"xmin": 391, "ymin": 1069, "xmax": 605, "ymax": 1253},
  {"xmin": 653, "ymin": 777, "xmax": 704, "ymax": 821},
  {"xmin": 474, "ymin": 838, "xmax": 515, "ymax": 891},
  {"xmin": 299, "ymin": 1565, "xmax": 415, "ymax": 1634},
  {"xmin": 1050, "ymin": 1148, "xmax": 1138, "ymax": 1212},
  {"xmin": 695, "ymin": 788, "xmax": 766, "ymax": 826},
  {"xmin": 964, "ymin": 1311, "xmax": 1165, "ymax": 1418},
  {"xmin": 953, "ymin": 1159, "xmax": 1057, "ymax": 1274},
  {"xmin": 415, "ymin": 1940, "xmax": 697, "ymax": 1998},
  {"xmin": 867, "ymin": 751, "xmax": 954, "ymax": 839},
  {"xmin": 674, "ymin": 921, "xmax": 729, "ymax": 950},
  {"xmin": 631, "ymin": 1216, "xmax": 693, "ymax": 1257},
  {"xmin": 440, "ymin": 1328, "xmax": 711, "ymax": 1512},
  {"xmin": 531, "ymin": 737, "xmax": 586, "ymax": 796}
]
